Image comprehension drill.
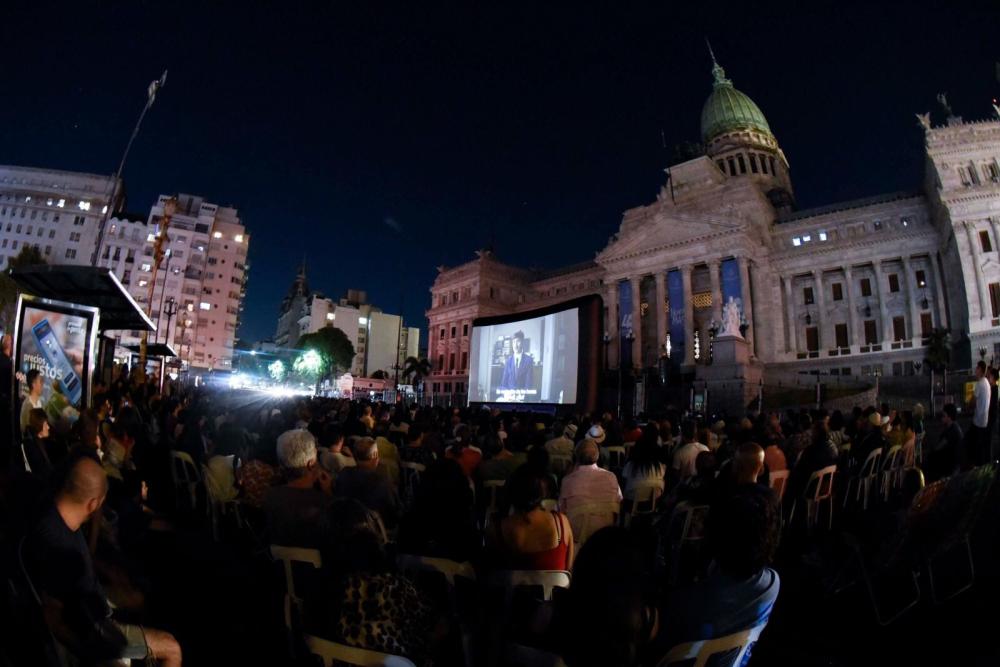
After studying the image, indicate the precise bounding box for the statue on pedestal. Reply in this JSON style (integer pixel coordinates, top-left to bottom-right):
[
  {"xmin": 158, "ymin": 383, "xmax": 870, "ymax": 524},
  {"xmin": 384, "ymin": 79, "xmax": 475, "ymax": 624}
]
[{"xmin": 720, "ymin": 296, "xmax": 744, "ymax": 339}]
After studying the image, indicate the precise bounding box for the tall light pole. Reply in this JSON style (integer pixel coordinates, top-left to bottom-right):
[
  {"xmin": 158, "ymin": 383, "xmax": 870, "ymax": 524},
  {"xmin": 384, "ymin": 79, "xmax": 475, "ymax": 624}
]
[
  {"xmin": 93, "ymin": 71, "xmax": 168, "ymax": 266},
  {"xmin": 137, "ymin": 197, "xmax": 177, "ymax": 382}
]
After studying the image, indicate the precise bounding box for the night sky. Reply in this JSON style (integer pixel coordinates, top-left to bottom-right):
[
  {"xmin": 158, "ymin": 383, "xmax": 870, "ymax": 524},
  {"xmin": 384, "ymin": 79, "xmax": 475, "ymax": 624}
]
[{"xmin": 2, "ymin": 2, "xmax": 998, "ymax": 346}]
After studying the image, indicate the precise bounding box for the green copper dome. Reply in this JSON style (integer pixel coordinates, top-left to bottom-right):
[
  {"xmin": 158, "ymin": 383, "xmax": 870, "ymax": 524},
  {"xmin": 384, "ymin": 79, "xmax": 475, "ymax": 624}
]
[{"xmin": 699, "ymin": 59, "xmax": 772, "ymax": 142}]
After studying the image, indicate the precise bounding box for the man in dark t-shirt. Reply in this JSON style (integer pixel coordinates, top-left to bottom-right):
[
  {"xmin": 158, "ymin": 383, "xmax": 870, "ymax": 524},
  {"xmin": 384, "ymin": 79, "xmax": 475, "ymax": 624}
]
[{"xmin": 25, "ymin": 455, "xmax": 182, "ymax": 665}]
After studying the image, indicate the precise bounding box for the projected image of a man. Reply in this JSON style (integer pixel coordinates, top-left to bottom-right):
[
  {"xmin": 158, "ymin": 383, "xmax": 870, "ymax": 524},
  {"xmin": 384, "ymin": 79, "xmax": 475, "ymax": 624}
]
[{"xmin": 499, "ymin": 330, "xmax": 534, "ymax": 390}]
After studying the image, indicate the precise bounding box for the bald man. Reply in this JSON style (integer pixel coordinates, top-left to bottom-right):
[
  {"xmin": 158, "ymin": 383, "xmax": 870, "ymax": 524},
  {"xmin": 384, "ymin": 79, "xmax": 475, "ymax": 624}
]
[
  {"xmin": 25, "ymin": 454, "xmax": 182, "ymax": 666},
  {"xmin": 558, "ymin": 439, "xmax": 622, "ymax": 541}
]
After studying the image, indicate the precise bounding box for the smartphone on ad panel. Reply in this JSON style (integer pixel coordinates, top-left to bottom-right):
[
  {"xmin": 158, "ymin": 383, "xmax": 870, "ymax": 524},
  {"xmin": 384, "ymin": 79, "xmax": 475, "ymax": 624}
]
[{"xmin": 31, "ymin": 318, "xmax": 83, "ymax": 405}]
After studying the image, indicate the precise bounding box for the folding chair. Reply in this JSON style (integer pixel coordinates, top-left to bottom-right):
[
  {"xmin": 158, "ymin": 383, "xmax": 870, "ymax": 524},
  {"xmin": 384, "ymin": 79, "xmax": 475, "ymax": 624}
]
[
  {"xmin": 844, "ymin": 448, "xmax": 881, "ymax": 510},
  {"xmin": 170, "ymin": 450, "xmax": 201, "ymax": 512},
  {"xmin": 789, "ymin": 465, "xmax": 837, "ymax": 531},
  {"xmin": 201, "ymin": 463, "xmax": 243, "ymax": 541},
  {"xmin": 656, "ymin": 621, "xmax": 768, "ymax": 667},
  {"xmin": 303, "ymin": 633, "xmax": 416, "ymax": 667},
  {"xmin": 488, "ymin": 570, "xmax": 571, "ymax": 618}
]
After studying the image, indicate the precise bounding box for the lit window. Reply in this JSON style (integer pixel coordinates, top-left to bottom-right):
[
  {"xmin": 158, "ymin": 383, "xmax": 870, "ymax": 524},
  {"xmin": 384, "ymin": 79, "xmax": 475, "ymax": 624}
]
[
  {"xmin": 792, "ymin": 237, "xmax": 802, "ymax": 247},
  {"xmin": 102, "ymin": 205, "xmax": 108, "ymax": 214},
  {"xmin": 46, "ymin": 198, "xmax": 53, "ymax": 206},
  {"xmin": 78, "ymin": 200, "xmax": 90, "ymax": 211},
  {"xmin": 140, "ymin": 263, "xmax": 151, "ymax": 271},
  {"xmin": 138, "ymin": 279, "xmax": 148, "ymax": 287},
  {"xmin": 901, "ymin": 217, "xmax": 911, "ymax": 227},
  {"xmin": 199, "ymin": 302, "xmax": 211, "ymax": 311},
  {"xmin": 802, "ymin": 235, "xmax": 812, "ymax": 243},
  {"xmin": 213, "ymin": 231, "xmax": 222, "ymax": 239},
  {"xmin": 186, "ymin": 304, "xmax": 194, "ymax": 312},
  {"xmin": 326, "ymin": 312, "xmax": 335, "ymax": 321},
  {"xmin": 57, "ymin": 199, "xmax": 65, "ymax": 208},
  {"xmin": 234, "ymin": 234, "xmax": 244, "ymax": 243},
  {"xmin": 818, "ymin": 231, "xmax": 828, "ymax": 241},
  {"xmin": 147, "ymin": 233, "xmax": 156, "ymax": 242},
  {"xmin": 359, "ymin": 317, "xmax": 368, "ymax": 325},
  {"xmin": 24, "ymin": 196, "xmax": 30, "ymax": 202},
  {"xmin": 196, "ymin": 245, "xmax": 205, "ymax": 252}
]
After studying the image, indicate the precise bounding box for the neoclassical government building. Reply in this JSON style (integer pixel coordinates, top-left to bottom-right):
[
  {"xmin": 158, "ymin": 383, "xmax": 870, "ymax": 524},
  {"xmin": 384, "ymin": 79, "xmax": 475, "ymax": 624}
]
[{"xmin": 426, "ymin": 53, "xmax": 1000, "ymax": 404}]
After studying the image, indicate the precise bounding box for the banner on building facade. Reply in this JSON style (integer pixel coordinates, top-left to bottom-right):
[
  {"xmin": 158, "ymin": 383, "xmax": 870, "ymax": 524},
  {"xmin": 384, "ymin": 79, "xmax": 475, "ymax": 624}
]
[
  {"xmin": 721, "ymin": 258, "xmax": 743, "ymax": 319},
  {"xmin": 618, "ymin": 279, "xmax": 633, "ymax": 366},
  {"xmin": 667, "ymin": 270, "xmax": 685, "ymax": 359}
]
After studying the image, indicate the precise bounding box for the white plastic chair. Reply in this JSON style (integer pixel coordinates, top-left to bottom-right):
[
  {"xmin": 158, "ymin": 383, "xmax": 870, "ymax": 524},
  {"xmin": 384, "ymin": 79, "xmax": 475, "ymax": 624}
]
[
  {"xmin": 549, "ymin": 454, "xmax": 573, "ymax": 477},
  {"xmin": 768, "ymin": 469, "xmax": 789, "ymax": 502},
  {"xmin": 790, "ymin": 465, "xmax": 837, "ymax": 531},
  {"xmin": 844, "ymin": 448, "xmax": 882, "ymax": 510},
  {"xmin": 656, "ymin": 621, "xmax": 768, "ymax": 667},
  {"xmin": 396, "ymin": 555, "xmax": 477, "ymax": 666},
  {"xmin": 270, "ymin": 544, "xmax": 322, "ymax": 649},
  {"xmin": 201, "ymin": 463, "xmax": 242, "ymax": 541},
  {"xmin": 483, "ymin": 479, "xmax": 505, "ymax": 524},
  {"xmin": 541, "ymin": 498, "xmax": 558, "ymax": 511},
  {"xmin": 170, "ymin": 450, "xmax": 200, "ymax": 511},
  {"xmin": 304, "ymin": 633, "xmax": 416, "ymax": 667},
  {"xmin": 879, "ymin": 445, "xmax": 904, "ymax": 501},
  {"xmin": 603, "ymin": 446, "xmax": 627, "ymax": 470},
  {"xmin": 623, "ymin": 481, "xmax": 663, "ymax": 527},
  {"xmin": 399, "ymin": 461, "xmax": 425, "ymax": 505},
  {"xmin": 565, "ymin": 500, "xmax": 620, "ymax": 548},
  {"xmin": 489, "ymin": 569, "xmax": 571, "ymax": 613},
  {"xmin": 665, "ymin": 502, "xmax": 711, "ymax": 586}
]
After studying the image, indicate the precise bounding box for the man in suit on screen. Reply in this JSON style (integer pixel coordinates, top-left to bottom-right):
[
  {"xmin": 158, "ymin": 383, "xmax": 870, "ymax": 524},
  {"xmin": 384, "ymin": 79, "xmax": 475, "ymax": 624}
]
[{"xmin": 499, "ymin": 331, "xmax": 535, "ymax": 391}]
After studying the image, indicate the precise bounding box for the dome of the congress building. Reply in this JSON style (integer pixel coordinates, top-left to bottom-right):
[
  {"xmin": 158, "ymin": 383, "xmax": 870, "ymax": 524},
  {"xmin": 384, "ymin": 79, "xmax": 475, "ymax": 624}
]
[{"xmin": 700, "ymin": 57, "xmax": 772, "ymax": 142}]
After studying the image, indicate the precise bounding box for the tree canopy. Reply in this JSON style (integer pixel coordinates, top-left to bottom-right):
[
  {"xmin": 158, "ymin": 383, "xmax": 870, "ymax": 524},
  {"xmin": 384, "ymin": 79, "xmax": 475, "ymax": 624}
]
[{"xmin": 296, "ymin": 326, "xmax": 355, "ymax": 377}]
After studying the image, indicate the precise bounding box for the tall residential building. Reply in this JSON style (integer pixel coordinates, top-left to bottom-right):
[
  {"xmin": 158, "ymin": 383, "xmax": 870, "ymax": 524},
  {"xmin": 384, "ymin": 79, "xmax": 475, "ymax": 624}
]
[
  {"xmin": 0, "ymin": 165, "xmax": 122, "ymax": 270},
  {"xmin": 104, "ymin": 194, "xmax": 249, "ymax": 373},
  {"xmin": 426, "ymin": 52, "xmax": 1000, "ymax": 403},
  {"xmin": 274, "ymin": 277, "xmax": 420, "ymax": 378}
]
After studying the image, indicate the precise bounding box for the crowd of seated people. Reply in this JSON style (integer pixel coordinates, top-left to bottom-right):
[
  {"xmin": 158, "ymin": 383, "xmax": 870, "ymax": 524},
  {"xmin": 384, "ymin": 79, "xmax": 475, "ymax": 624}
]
[{"xmin": 2, "ymin": 352, "xmax": 993, "ymax": 666}]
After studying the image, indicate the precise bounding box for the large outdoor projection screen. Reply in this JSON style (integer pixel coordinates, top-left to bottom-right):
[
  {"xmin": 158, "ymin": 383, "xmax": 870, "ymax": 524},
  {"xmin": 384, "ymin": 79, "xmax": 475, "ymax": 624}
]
[{"xmin": 468, "ymin": 305, "xmax": 580, "ymax": 404}]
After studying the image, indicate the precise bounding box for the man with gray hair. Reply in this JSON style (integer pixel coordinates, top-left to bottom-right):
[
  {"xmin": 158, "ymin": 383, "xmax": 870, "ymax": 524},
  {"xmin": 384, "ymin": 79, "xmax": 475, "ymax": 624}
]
[
  {"xmin": 334, "ymin": 436, "xmax": 401, "ymax": 528},
  {"xmin": 558, "ymin": 438, "xmax": 622, "ymax": 542},
  {"xmin": 263, "ymin": 428, "xmax": 332, "ymax": 547}
]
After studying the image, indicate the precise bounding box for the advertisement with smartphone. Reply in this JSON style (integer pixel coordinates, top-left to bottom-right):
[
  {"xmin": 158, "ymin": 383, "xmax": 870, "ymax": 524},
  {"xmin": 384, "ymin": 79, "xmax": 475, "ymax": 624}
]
[{"xmin": 14, "ymin": 295, "xmax": 99, "ymax": 424}]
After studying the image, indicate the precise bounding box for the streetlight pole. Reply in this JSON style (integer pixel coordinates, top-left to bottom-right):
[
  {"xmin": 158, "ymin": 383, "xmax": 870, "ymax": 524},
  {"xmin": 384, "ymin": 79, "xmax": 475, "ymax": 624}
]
[
  {"xmin": 137, "ymin": 197, "xmax": 176, "ymax": 383},
  {"xmin": 161, "ymin": 297, "xmax": 178, "ymax": 347},
  {"xmin": 92, "ymin": 71, "xmax": 168, "ymax": 266}
]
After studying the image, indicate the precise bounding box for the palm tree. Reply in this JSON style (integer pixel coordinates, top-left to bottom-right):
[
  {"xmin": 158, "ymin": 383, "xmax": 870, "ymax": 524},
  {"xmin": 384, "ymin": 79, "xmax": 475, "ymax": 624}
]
[{"xmin": 402, "ymin": 356, "xmax": 431, "ymax": 388}]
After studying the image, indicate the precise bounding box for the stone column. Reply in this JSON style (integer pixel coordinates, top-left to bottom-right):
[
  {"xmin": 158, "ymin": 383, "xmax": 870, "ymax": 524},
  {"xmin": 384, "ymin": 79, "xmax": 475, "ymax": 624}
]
[
  {"xmin": 929, "ymin": 252, "xmax": 949, "ymax": 328},
  {"xmin": 630, "ymin": 275, "xmax": 643, "ymax": 367},
  {"xmin": 844, "ymin": 265, "xmax": 858, "ymax": 349},
  {"xmin": 965, "ymin": 221, "xmax": 990, "ymax": 320},
  {"xmin": 682, "ymin": 265, "xmax": 695, "ymax": 366},
  {"xmin": 990, "ymin": 217, "xmax": 1000, "ymax": 256},
  {"xmin": 738, "ymin": 256, "xmax": 754, "ymax": 354},
  {"xmin": 812, "ymin": 269, "xmax": 826, "ymax": 351},
  {"xmin": 783, "ymin": 274, "xmax": 797, "ymax": 354},
  {"xmin": 872, "ymin": 260, "xmax": 892, "ymax": 345},
  {"xmin": 654, "ymin": 272, "xmax": 667, "ymax": 359},
  {"xmin": 901, "ymin": 256, "xmax": 921, "ymax": 341},
  {"xmin": 605, "ymin": 282, "xmax": 619, "ymax": 368},
  {"xmin": 708, "ymin": 260, "xmax": 722, "ymax": 326}
]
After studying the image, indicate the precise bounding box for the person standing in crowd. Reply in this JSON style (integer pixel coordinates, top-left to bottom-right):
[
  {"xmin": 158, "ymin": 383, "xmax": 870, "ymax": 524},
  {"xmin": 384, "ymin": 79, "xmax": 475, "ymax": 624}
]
[
  {"xmin": 968, "ymin": 361, "xmax": 991, "ymax": 467},
  {"xmin": 927, "ymin": 403, "xmax": 964, "ymax": 480},
  {"xmin": 19, "ymin": 368, "xmax": 44, "ymax": 434},
  {"xmin": 988, "ymin": 366, "xmax": 998, "ymax": 461}
]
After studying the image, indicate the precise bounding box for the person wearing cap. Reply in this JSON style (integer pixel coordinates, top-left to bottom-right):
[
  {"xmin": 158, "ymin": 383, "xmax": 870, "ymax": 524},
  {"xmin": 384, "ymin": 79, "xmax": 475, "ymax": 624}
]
[
  {"xmin": 545, "ymin": 423, "xmax": 577, "ymax": 459},
  {"xmin": 586, "ymin": 424, "xmax": 606, "ymax": 446}
]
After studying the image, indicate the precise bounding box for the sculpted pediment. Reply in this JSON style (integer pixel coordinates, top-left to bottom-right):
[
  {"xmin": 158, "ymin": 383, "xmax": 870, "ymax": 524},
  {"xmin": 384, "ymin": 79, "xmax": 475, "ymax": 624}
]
[{"xmin": 598, "ymin": 205, "xmax": 748, "ymax": 263}]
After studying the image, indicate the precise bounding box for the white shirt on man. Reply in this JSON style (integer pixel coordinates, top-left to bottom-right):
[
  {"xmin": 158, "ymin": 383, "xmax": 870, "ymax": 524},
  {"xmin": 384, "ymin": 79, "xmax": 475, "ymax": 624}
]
[
  {"xmin": 672, "ymin": 441, "xmax": 709, "ymax": 479},
  {"xmin": 974, "ymin": 376, "xmax": 990, "ymax": 428}
]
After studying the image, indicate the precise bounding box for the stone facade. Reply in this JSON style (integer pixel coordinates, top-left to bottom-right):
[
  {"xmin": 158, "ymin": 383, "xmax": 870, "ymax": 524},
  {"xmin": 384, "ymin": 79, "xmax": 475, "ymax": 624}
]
[{"xmin": 426, "ymin": 57, "xmax": 1000, "ymax": 406}]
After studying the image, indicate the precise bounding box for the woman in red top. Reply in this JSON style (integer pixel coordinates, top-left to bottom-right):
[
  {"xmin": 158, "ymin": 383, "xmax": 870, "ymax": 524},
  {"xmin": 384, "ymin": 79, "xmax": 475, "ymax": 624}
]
[
  {"xmin": 490, "ymin": 465, "xmax": 574, "ymax": 571},
  {"xmin": 444, "ymin": 426, "xmax": 482, "ymax": 478}
]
